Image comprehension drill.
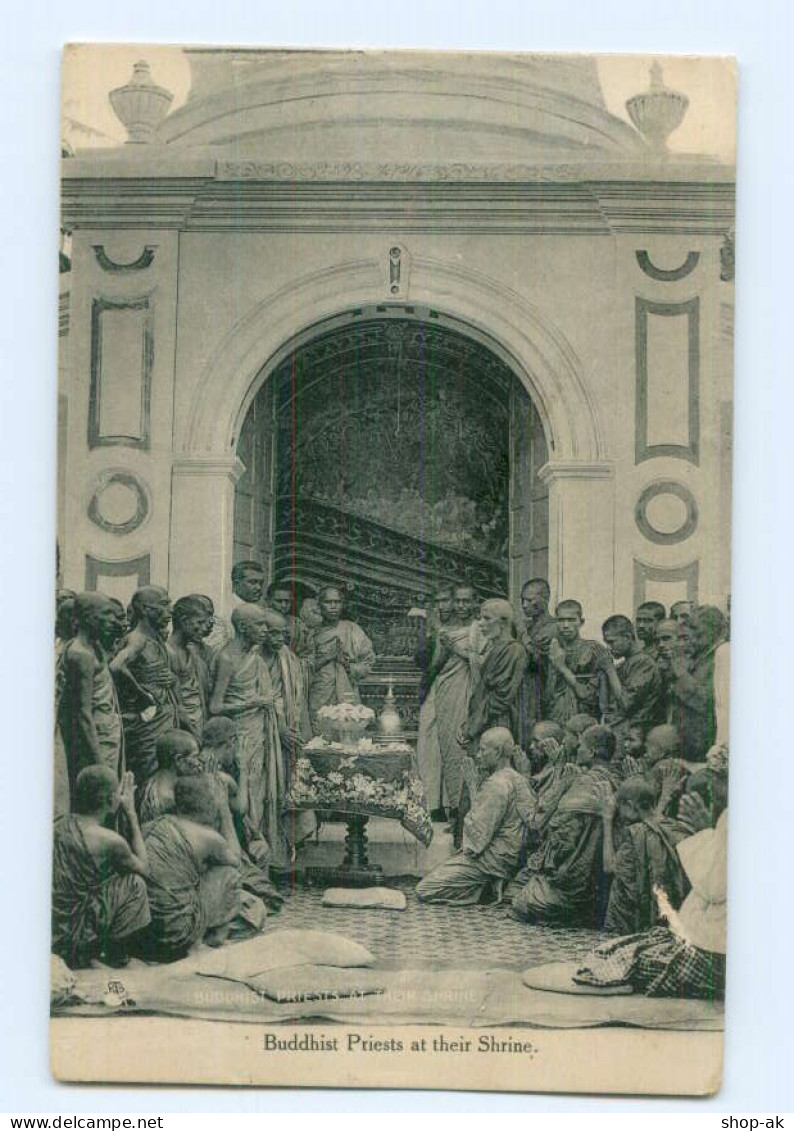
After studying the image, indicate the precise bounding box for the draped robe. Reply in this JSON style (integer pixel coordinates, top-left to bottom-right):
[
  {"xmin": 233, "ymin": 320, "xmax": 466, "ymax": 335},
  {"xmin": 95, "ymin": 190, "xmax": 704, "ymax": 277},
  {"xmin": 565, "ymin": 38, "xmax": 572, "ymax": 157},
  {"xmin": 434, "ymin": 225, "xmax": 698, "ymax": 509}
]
[
  {"xmin": 51, "ymin": 816, "xmax": 150, "ymax": 967},
  {"xmin": 143, "ymin": 815, "xmax": 240, "ymax": 958},
  {"xmin": 117, "ymin": 636, "xmax": 179, "ymax": 785},
  {"xmin": 308, "ymin": 620, "xmax": 375, "ymax": 719}
]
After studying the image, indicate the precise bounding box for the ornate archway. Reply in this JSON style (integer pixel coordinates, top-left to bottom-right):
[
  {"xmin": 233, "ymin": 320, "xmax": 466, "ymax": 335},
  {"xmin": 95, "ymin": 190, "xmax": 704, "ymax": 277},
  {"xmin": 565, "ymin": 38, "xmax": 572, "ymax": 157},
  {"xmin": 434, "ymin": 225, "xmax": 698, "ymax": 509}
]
[{"xmin": 233, "ymin": 309, "xmax": 549, "ymax": 661}]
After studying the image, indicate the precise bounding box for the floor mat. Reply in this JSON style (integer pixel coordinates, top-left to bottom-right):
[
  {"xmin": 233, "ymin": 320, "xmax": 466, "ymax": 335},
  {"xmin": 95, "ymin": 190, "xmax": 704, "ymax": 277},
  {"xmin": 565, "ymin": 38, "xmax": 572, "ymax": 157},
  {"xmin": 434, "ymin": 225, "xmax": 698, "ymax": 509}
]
[{"xmin": 270, "ymin": 882, "xmax": 603, "ymax": 970}]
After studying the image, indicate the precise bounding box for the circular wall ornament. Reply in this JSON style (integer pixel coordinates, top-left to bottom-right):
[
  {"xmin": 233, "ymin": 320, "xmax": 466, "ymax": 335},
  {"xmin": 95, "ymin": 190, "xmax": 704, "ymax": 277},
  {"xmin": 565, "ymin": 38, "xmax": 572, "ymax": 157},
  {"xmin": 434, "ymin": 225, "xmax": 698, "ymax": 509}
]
[
  {"xmin": 88, "ymin": 470, "xmax": 149, "ymax": 535},
  {"xmin": 635, "ymin": 480, "xmax": 698, "ymax": 545}
]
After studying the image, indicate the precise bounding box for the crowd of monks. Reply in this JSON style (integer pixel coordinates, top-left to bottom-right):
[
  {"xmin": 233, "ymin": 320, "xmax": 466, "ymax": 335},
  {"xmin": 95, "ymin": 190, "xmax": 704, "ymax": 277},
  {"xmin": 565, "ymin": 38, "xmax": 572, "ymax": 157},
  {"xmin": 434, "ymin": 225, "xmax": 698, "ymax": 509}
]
[{"xmin": 51, "ymin": 563, "xmax": 729, "ymax": 1001}]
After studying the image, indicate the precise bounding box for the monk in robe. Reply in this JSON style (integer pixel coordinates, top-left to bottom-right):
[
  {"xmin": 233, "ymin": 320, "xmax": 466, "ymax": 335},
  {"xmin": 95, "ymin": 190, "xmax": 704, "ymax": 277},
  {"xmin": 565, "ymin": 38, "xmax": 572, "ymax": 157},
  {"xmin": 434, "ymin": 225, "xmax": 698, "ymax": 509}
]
[
  {"xmin": 138, "ymin": 730, "xmax": 203, "ymax": 824},
  {"xmin": 415, "ymin": 585, "xmax": 454, "ymax": 820},
  {"xmin": 511, "ymin": 725, "xmax": 621, "ymax": 927},
  {"xmin": 668, "ymin": 606, "xmax": 728, "ymax": 762},
  {"xmin": 204, "ymin": 559, "xmax": 265, "ymax": 655},
  {"xmin": 260, "ymin": 609, "xmax": 315, "ymax": 854},
  {"xmin": 526, "ymin": 722, "xmax": 580, "ymax": 852},
  {"xmin": 167, "ymin": 595, "xmax": 214, "ymax": 742},
  {"xmin": 58, "ymin": 593, "xmax": 126, "ymax": 801},
  {"xmin": 416, "ymin": 729, "xmax": 535, "ymax": 904},
  {"xmin": 576, "ymin": 798, "xmax": 727, "ymax": 1001},
  {"xmin": 635, "ymin": 600, "xmax": 666, "ymax": 663},
  {"xmin": 463, "ymin": 599, "xmax": 528, "ymax": 747},
  {"xmin": 431, "ymin": 585, "xmax": 485, "ymax": 826},
  {"xmin": 111, "ymin": 586, "xmax": 180, "ymax": 787},
  {"xmin": 51, "ymin": 767, "xmax": 150, "ymax": 968},
  {"xmin": 518, "ymin": 578, "xmax": 559, "ymax": 742},
  {"xmin": 602, "ymin": 776, "xmax": 689, "ymax": 935},
  {"xmin": 266, "ymin": 581, "xmax": 315, "ymax": 664},
  {"xmin": 142, "ymin": 775, "xmax": 243, "ymax": 961},
  {"xmin": 209, "ymin": 603, "xmax": 277, "ymax": 865},
  {"xmin": 601, "ymin": 614, "xmax": 664, "ymax": 741},
  {"xmin": 308, "ymin": 586, "xmax": 375, "ymax": 722},
  {"xmin": 547, "ymin": 600, "xmax": 613, "ymax": 726}
]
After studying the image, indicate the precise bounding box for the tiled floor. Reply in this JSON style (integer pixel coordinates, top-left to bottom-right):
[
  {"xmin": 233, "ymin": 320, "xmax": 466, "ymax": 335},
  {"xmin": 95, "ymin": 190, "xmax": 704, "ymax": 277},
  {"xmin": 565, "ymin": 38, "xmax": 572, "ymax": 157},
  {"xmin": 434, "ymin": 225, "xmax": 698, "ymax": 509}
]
[{"xmin": 271, "ymin": 882, "xmax": 603, "ymax": 971}]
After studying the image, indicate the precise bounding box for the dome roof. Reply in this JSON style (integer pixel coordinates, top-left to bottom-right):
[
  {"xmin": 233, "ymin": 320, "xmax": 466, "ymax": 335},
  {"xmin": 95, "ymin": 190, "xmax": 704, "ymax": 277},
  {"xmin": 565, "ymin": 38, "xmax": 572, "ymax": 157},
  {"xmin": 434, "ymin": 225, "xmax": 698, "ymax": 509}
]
[{"xmin": 157, "ymin": 49, "xmax": 647, "ymax": 163}]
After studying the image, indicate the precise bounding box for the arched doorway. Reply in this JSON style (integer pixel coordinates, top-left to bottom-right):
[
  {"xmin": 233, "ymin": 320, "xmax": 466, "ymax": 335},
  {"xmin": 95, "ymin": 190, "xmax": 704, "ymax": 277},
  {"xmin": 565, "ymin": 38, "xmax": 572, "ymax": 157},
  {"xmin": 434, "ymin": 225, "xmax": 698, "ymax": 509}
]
[{"xmin": 233, "ymin": 307, "xmax": 549, "ymax": 731}]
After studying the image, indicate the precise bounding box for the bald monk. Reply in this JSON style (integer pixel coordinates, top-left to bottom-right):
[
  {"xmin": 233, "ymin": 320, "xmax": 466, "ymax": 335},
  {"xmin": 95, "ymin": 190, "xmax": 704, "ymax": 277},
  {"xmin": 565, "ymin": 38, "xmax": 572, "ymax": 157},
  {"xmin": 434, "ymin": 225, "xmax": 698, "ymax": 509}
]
[
  {"xmin": 111, "ymin": 586, "xmax": 179, "ymax": 786},
  {"xmin": 51, "ymin": 767, "xmax": 150, "ymax": 968},
  {"xmin": 308, "ymin": 585, "xmax": 375, "ymax": 721},
  {"xmin": 210, "ymin": 603, "xmax": 277, "ymax": 864},
  {"xmin": 58, "ymin": 593, "xmax": 126, "ymax": 801},
  {"xmin": 142, "ymin": 774, "xmax": 242, "ymax": 961},
  {"xmin": 260, "ymin": 609, "xmax": 315, "ymax": 858},
  {"xmin": 416, "ymin": 728, "xmax": 535, "ymax": 905}
]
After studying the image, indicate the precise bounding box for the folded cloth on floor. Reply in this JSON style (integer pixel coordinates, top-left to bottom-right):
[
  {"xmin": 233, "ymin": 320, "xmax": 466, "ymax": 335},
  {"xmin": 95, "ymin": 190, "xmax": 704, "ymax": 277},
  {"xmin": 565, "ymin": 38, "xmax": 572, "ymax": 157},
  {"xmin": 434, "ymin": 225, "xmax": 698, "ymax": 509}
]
[
  {"xmin": 196, "ymin": 928, "xmax": 375, "ymax": 979},
  {"xmin": 522, "ymin": 961, "xmax": 633, "ymax": 996},
  {"xmin": 321, "ymin": 887, "xmax": 407, "ymax": 910},
  {"xmin": 247, "ymin": 964, "xmax": 386, "ymax": 1003}
]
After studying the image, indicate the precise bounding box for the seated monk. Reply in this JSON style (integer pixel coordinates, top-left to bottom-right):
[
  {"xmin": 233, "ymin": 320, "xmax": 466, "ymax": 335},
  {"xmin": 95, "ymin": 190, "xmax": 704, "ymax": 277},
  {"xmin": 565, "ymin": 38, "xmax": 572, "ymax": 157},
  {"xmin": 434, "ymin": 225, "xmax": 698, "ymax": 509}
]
[
  {"xmin": 51, "ymin": 767, "xmax": 150, "ymax": 968},
  {"xmin": 416, "ymin": 728, "xmax": 535, "ymax": 905},
  {"xmin": 560, "ymin": 713, "xmax": 598, "ymax": 764},
  {"xmin": 142, "ymin": 775, "xmax": 242, "ymax": 961},
  {"xmin": 576, "ymin": 787, "xmax": 727, "ymax": 1001},
  {"xmin": 601, "ymin": 776, "xmax": 690, "ymax": 935},
  {"xmin": 138, "ymin": 729, "xmax": 203, "ymax": 824},
  {"xmin": 510, "ymin": 725, "xmax": 621, "ymax": 927}
]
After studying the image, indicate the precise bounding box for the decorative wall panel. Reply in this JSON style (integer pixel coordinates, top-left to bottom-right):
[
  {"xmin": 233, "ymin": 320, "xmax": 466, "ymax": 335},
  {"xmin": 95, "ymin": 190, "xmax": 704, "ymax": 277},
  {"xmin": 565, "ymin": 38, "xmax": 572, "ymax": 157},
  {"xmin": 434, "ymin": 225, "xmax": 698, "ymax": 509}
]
[
  {"xmin": 635, "ymin": 297, "xmax": 699, "ymax": 464},
  {"xmin": 85, "ymin": 553, "xmax": 151, "ymax": 606},
  {"xmin": 88, "ymin": 297, "xmax": 153, "ymax": 449},
  {"xmin": 635, "ymin": 480, "xmax": 698, "ymax": 545},
  {"xmin": 633, "ymin": 557, "xmax": 698, "ymax": 612}
]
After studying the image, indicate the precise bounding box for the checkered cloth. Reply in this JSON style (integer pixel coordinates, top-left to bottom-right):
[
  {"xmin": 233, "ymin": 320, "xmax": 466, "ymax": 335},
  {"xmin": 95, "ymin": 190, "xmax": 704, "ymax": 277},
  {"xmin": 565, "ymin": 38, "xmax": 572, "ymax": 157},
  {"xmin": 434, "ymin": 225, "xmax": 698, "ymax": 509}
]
[{"xmin": 575, "ymin": 927, "xmax": 726, "ymax": 1001}]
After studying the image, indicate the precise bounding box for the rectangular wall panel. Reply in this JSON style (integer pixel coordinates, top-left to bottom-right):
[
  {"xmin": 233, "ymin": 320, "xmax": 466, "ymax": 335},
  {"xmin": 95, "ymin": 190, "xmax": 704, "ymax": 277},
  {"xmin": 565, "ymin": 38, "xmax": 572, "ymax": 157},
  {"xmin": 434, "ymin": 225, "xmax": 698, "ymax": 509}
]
[
  {"xmin": 633, "ymin": 558, "xmax": 699, "ymax": 612},
  {"xmin": 85, "ymin": 554, "xmax": 151, "ymax": 607},
  {"xmin": 89, "ymin": 297, "xmax": 153, "ymax": 449},
  {"xmin": 635, "ymin": 297, "xmax": 699, "ymax": 464}
]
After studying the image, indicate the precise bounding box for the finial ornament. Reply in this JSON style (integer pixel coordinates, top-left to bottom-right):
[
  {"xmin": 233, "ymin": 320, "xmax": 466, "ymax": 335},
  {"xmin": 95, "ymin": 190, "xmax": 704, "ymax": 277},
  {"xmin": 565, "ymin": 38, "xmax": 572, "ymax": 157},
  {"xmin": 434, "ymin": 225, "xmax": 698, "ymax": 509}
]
[
  {"xmin": 109, "ymin": 61, "xmax": 173, "ymax": 144},
  {"xmin": 626, "ymin": 62, "xmax": 689, "ymax": 153}
]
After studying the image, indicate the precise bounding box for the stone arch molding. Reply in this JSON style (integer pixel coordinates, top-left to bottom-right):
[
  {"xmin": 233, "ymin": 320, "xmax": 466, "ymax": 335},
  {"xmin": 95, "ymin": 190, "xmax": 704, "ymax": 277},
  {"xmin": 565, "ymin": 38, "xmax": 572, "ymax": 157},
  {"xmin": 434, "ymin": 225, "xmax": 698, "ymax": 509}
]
[{"xmin": 179, "ymin": 256, "xmax": 607, "ymax": 464}]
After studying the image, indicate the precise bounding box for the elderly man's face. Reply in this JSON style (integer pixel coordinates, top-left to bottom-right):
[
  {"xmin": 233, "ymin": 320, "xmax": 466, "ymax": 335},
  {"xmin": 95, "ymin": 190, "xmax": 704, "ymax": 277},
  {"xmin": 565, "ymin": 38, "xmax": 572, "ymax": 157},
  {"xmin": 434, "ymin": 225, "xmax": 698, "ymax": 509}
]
[
  {"xmin": 671, "ymin": 601, "xmax": 694, "ymax": 626},
  {"xmin": 478, "ymin": 732, "xmax": 506, "ymax": 773},
  {"xmin": 478, "ymin": 605, "xmax": 502, "ymax": 640}
]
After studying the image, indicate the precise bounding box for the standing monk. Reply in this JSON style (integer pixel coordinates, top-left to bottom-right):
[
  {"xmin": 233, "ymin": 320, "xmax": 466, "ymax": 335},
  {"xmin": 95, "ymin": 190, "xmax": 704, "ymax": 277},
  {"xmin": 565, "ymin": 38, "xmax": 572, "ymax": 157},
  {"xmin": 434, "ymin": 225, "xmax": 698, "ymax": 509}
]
[
  {"xmin": 415, "ymin": 585, "xmax": 455, "ymax": 820},
  {"xmin": 59, "ymin": 593, "xmax": 126, "ymax": 801},
  {"xmin": 546, "ymin": 600, "xmax": 613, "ymax": 726},
  {"xmin": 167, "ymin": 595, "xmax": 214, "ymax": 743},
  {"xmin": 518, "ymin": 578, "xmax": 559, "ymax": 741},
  {"xmin": 668, "ymin": 606, "xmax": 728, "ymax": 763},
  {"xmin": 601, "ymin": 614, "xmax": 664, "ymax": 743},
  {"xmin": 308, "ymin": 586, "xmax": 375, "ymax": 721},
  {"xmin": 209, "ymin": 603, "xmax": 277, "ymax": 865},
  {"xmin": 111, "ymin": 587, "xmax": 179, "ymax": 787},
  {"xmin": 205, "ymin": 560, "xmax": 265, "ymax": 655},
  {"xmin": 430, "ymin": 585, "xmax": 485, "ymax": 828},
  {"xmin": 634, "ymin": 601, "xmax": 666, "ymax": 662},
  {"xmin": 266, "ymin": 581, "xmax": 314, "ymax": 663},
  {"xmin": 463, "ymin": 599, "xmax": 528, "ymax": 749},
  {"xmin": 260, "ymin": 609, "xmax": 315, "ymax": 854}
]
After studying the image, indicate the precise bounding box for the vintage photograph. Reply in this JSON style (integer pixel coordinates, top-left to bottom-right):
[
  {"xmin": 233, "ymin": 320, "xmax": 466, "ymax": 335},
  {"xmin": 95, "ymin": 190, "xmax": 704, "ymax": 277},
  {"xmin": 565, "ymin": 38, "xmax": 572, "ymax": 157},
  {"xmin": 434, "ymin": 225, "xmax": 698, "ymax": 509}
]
[{"xmin": 51, "ymin": 45, "xmax": 735, "ymax": 1094}]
